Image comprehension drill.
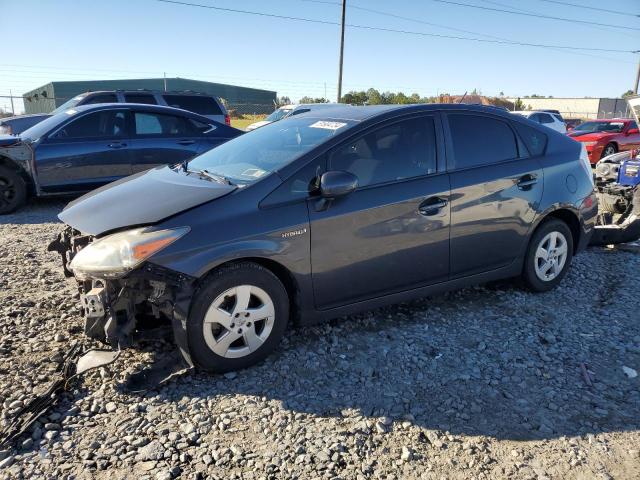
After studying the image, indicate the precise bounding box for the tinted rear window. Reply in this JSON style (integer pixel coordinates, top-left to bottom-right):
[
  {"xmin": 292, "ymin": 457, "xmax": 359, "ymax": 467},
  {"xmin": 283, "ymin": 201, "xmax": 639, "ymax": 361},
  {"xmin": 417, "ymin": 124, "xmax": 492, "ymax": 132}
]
[
  {"xmin": 447, "ymin": 114, "xmax": 518, "ymax": 169},
  {"xmin": 162, "ymin": 95, "xmax": 223, "ymax": 115},
  {"xmin": 513, "ymin": 122, "xmax": 547, "ymax": 156}
]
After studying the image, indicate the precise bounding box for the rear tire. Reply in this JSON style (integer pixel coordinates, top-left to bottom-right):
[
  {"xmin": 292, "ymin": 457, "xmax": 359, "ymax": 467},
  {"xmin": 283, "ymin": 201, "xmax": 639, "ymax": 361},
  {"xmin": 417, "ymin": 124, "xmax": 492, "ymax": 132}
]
[
  {"xmin": 601, "ymin": 143, "xmax": 617, "ymax": 159},
  {"xmin": 522, "ymin": 219, "xmax": 574, "ymax": 292},
  {"xmin": 187, "ymin": 262, "xmax": 289, "ymax": 373},
  {"xmin": 0, "ymin": 166, "xmax": 27, "ymax": 214}
]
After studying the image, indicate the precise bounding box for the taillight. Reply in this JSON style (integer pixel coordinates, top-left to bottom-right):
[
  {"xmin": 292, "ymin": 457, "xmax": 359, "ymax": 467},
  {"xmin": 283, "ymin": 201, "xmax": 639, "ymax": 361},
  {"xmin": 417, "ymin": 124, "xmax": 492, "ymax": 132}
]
[{"xmin": 225, "ymin": 114, "xmax": 231, "ymax": 126}]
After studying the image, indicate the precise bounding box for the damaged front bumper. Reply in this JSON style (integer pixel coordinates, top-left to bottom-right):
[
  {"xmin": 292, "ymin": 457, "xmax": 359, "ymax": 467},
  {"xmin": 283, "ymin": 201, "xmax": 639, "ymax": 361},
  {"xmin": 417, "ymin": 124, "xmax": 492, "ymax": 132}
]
[{"xmin": 48, "ymin": 227, "xmax": 197, "ymax": 367}]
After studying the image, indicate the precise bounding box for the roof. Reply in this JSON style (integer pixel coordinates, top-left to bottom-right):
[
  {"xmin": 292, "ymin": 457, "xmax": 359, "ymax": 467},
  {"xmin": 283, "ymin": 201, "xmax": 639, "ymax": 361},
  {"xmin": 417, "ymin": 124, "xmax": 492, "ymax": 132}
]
[
  {"xmin": 298, "ymin": 103, "xmax": 517, "ymax": 122},
  {"xmin": 61, "ymin": 102, "xmax": 214, "ymax": 121}
]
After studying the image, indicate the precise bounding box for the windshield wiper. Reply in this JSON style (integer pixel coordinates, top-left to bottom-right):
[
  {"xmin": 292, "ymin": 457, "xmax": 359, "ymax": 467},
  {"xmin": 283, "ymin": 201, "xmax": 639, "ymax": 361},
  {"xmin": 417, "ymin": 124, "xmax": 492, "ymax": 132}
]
[{"xmin": 185, "ymin": 167, "xmax": 235, "ymax": 186}]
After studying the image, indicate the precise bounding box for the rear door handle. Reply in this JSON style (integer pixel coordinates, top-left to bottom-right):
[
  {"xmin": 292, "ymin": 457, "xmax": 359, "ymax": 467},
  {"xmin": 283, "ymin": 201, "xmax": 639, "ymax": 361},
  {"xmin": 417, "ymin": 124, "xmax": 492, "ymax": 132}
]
[
  {"xmin": 107, "ymin": 142, "xmax": 127, "ymax": 149},
  {"xmin": 177, "ymin": 139, "xmax": 196, "ymax": 146},
  {"xmin": 517, "ymin": 174, "xmax": 538, "ymax": 190},
  {"xmin": 418, "ymin": 197, "xmax": 448, "ymax": 216}
]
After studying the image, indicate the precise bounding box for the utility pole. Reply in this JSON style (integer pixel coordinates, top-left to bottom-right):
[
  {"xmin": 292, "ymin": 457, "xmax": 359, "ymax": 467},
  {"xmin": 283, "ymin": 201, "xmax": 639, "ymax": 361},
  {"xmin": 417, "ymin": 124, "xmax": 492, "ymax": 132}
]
[
  {"xmin": 9, "ymin": 89, "xmax": 15, "ymax": 115},
  {"xmin": 163, "ymin": 72, "xmax": 168, "ymax": 92},
  {"xmin": 336, "ymin": 0, "xmax": 346, "ymax": 103},
  {"xmin": 634, "ymin": 54, "xmax": 640, "ymax": 95}
]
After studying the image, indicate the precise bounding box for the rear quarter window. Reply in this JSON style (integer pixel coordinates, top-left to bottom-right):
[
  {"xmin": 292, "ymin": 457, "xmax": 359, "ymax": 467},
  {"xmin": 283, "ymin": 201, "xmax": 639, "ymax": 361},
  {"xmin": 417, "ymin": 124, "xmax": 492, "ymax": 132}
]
[
  {"xmin": 162, "ymin": 95, "xmax": 223, "ymax": 115},
  {"xmin": 512, "ymin": 122, "xmax": 548, "ymax": 156}
]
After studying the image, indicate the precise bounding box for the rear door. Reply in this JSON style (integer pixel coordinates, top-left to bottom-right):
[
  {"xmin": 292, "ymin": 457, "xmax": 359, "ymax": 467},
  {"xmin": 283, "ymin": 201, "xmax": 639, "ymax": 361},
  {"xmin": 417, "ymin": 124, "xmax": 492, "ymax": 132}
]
[
  {"xmin": 128, "ymin": 110, "xmax": 204, "ymax": 173},
  {"xmin": 35, "ymin": 108, "xmax": 132, "ymax": 193},
  {"xmin": 443, "ymin": 113, "xmax": 544, "ymax": 278},
  {"xmin": 308, "ymin": 114, "xmax": 451, "ymax": 309}
]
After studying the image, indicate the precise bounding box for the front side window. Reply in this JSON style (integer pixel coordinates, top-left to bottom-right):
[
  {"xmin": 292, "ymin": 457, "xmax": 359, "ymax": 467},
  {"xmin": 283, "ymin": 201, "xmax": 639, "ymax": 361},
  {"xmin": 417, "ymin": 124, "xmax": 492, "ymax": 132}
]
[
  {"xmin": 124, "ymin": 93, "xmax": 157, "ymax": 105},
  {"xmin": 329, "ymin": 116, "xmax": 437, "ymax": 188},
  {"xmin": 81, "ymin": 93, "xmax": 118, "ymax": 105},
  {"xmin": 188, "ymin": 117, "xmax": 355, "ymax": 185},
  {"xmin": 447, "ymin": 114, "xmax": 518, "ymax": 169},
  {"xmin": 53, "ymin": 110, "xmax": 127, "ymax": 139},
  {"xmin": 134, "ymin": 112, "xmax": 195, "ymax": 136}
]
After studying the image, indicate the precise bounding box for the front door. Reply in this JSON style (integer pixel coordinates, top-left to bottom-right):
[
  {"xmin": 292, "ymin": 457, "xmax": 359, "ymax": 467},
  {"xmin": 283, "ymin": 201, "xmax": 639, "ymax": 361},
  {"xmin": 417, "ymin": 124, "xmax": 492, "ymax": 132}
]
[
  {"xmin": 36, "ymin": 109, "xmax": 131, "ymax": 193},
  {"xmin": 309, "ymin": 115, "xmax": 451, "ymax": 310},
  {"xmin": 128, "ymin": 110, "xmax": 204, "ymax": 173},
  {"xmin": 444, "ymin": 113, "xmax": 544, "ymax": 277}
]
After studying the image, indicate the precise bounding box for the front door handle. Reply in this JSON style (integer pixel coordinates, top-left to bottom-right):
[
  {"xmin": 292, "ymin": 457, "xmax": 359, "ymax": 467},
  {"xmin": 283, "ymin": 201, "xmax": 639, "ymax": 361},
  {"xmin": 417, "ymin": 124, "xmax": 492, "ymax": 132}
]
[
  {"xmin": 107, "ymin": 142, "xmax": 127, "ymax": 149},
  {"xmin": 177, "ymin": 139, "xmax": 196, "ymax": 146},
  {"xmin": 517, "ymin": 174, "xmax": 538, "ymax": 190},
  {"xmin": 418, "ymin": 197, "xmax": 448, "ymax": 216}
]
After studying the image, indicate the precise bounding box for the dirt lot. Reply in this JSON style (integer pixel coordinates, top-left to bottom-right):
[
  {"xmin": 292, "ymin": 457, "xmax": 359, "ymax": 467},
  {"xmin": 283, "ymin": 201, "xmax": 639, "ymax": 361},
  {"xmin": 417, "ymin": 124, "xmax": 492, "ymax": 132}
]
[{"xmin": 1, "ymin": 200, "xmax": 639, "ymax": 480}]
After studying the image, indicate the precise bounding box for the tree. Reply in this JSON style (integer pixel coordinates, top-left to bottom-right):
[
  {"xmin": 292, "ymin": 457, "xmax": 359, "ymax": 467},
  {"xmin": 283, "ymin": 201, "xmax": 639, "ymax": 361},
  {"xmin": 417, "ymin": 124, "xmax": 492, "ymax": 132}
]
[
  {"xmin": 366, "ymin": 88, "xmax": 383, "ymax": 105},
  {"xmin": 622, "ymin": 90, "xmax": 635, "ymax": 98},
  {"xmin": 513, "ymin": 98, "xmax": 526, "ymax": 110},
  {"xmin": 299, "ymin": 96, "xmax": 329, "ymax": 104},
  {"xmin": 277, "ymin": 96, "xmax": 292, "ymax": 105}
]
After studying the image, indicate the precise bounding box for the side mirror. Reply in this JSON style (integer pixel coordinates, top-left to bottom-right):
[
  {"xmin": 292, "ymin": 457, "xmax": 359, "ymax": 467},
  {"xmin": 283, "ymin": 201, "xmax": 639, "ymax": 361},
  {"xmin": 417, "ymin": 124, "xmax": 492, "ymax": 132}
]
[
  {"xmin": 626, "ymin": 128, "xmax": 639, "ymax": 135},
  {"xmin": 319, "ymin": 171, "xmax": 358, "ymax": 198}
]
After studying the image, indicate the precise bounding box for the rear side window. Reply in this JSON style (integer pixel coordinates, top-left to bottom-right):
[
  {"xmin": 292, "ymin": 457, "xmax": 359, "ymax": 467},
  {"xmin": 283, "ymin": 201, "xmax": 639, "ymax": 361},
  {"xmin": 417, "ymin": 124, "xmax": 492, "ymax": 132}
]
[
  {"xmin": 447, "ymin": 114, "xmax": 518, "ymax": 169},
  {"xmin": 81, "ymin": 93, "xmax": 118, "ymax": 105},
  {"xmin": 513, "ymin": 122, "xmax": 548, "ymax": 156},
  {"xmin": 124, "ymin": 93, "xmax": 157, "ymax": 105},
  {"xmin": 162, "ymin": 95, "xmax": 223, "ymax": 115},
  {"xmin": 538, "ymin": 113, "xmax": 554, "ymax": 124},
  {"xmin": 329, "ymin": 116, "xmax": 437, "ymax": 188},
  {"xmin": 134, "ymin": 112, "xmax": 199, "ymax": 136}
]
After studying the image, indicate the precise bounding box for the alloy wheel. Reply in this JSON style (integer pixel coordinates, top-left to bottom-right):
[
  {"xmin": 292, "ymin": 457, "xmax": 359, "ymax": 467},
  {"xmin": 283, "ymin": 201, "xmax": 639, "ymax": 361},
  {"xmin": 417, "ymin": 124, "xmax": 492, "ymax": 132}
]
[
  {"xmin": 534, "ymin": 231, "xmax": 568, "ymax": 282},
  {"xmin": 202, "ymin": 285, "xmax": 275, "ymax": 358},
  {"xmin": 602, "ymin": 145, "xmax": 616, "ymax": 157},
  {"xmin": 0, "ymin": 175, "xmax": 17, "ymax": 210}
]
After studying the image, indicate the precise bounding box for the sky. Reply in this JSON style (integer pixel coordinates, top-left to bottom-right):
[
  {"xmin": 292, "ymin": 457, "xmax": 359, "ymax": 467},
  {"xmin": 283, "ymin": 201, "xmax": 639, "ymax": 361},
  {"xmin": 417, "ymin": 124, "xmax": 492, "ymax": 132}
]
[{"xmin": 0, "ymin": 0, "xmax": 638, "ymax": 113}]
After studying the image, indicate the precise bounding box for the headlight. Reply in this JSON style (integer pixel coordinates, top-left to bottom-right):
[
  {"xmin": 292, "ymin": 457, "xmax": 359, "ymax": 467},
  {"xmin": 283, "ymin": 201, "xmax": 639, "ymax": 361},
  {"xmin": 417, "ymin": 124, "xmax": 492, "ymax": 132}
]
[
  {"xmin": 595, "ymin": 163, "xmax": 610, "ymax": 177},
  {"xmin": 69, "ymin": 227, "xmax": 189, "ymax": 279},
  {"xmin": 582, "ymin": 141, "xmax": 597, "ymax": 147}
]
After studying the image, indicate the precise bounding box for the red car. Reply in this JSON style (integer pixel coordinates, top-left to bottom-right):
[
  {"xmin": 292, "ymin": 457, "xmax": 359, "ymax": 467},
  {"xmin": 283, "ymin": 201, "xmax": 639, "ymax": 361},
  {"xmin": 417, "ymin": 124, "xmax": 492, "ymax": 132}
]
[{"xmin": 568, "ymin": 119, "xmax": 640, "ymax": 164}]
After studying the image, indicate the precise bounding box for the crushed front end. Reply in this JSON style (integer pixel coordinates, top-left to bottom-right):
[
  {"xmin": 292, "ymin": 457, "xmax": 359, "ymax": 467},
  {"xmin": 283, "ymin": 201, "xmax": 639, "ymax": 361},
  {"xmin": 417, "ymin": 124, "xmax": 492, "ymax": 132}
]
[
  {"xmin": 590, "ymin": 150, "xmax": 640, "ymax": 246},
  {"xmin": 48, "ymin": 226, "xmax": 197, "ymax": 366}
]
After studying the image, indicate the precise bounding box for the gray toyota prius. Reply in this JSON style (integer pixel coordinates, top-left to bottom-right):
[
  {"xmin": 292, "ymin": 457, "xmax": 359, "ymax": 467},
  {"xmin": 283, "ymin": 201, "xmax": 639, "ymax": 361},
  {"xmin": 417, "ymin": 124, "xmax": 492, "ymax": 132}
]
[{"xmin": 51, "ymin": 104, "xmax": 597, "ymax": 372}]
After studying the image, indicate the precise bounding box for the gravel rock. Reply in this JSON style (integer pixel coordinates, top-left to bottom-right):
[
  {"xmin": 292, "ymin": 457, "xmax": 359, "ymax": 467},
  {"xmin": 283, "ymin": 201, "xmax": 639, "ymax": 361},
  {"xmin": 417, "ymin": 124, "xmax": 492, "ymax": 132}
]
[{"xmin": 1, "ymin": 201, "xmax": 639, "ymax": 479}]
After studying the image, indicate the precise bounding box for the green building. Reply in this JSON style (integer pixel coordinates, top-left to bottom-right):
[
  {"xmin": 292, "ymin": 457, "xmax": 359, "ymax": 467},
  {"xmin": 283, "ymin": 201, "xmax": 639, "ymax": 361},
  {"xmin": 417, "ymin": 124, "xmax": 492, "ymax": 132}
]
[{"xmin": 22, "ymin": 77, "xmax": 277, "ymax": 114}]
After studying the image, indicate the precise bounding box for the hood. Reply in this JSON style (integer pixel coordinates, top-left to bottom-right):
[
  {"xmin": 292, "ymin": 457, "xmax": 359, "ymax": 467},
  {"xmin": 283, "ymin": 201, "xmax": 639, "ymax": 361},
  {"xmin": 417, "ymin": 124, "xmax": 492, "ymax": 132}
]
[
  {"xmin": 0, "ymin": 135, "xmax": 23, "ymax": 147},
  {"xmin": 567, "ymin": 131, "xmax": 615, "ymax": 141},
  {"xmin": 59, "ymin": 166, "xmax": 237, "ymax": 236},
  {"xmin": 245, "ymin": 120, "xmax": 272, "ymax": 131}
]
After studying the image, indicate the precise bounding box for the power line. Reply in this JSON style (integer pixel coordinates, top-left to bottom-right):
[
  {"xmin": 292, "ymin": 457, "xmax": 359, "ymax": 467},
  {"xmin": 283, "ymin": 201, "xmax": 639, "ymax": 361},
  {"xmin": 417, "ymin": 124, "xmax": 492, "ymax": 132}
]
[
  {"xmin": 155, "ymin": 0, "xmax": 637, "ymax": 53},
  {"xmin": 432, "ymin": 0, "xmax": 640, "ymax": 31},
  {"xmin": 536, "ymin": 0, "xmax": 639, "ymax": 18},
  {"xmin": 297, "ymin": 0, "xmax": 636, "ymax": 63}
]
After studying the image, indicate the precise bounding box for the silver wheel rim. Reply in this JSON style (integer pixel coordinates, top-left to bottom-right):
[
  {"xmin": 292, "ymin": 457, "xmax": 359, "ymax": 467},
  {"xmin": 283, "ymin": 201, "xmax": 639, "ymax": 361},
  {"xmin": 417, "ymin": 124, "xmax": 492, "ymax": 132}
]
[
  {"xmin": 202, "ymin": 285, "xmax": 275, "ymax": 358},
  {"xmin": 534, "ymin": 231, "xmax": 568, "ymax": 282},
  {"xmin": 603, "ymin": 146, "xmax": 615, "ymax": 157}
]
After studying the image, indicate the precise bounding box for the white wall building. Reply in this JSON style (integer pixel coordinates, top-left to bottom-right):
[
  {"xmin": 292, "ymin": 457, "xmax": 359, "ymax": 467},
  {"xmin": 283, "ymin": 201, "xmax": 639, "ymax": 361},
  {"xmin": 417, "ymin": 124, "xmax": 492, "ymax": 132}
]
[{"xmin": 505, "ymin": 97, "xmax": 630, "ymax": 120}]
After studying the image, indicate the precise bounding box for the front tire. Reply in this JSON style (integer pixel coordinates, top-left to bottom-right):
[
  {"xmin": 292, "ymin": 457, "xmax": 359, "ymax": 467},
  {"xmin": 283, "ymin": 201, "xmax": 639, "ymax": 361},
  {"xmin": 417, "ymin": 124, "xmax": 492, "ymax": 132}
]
[
  {"xmin": 0, "ymin": 166, "xmax": 27, "ymax": 214},
  {"xmin": 187, "ymin": 262, "xmax": 289, "ymax": 373},
  {"xmin": 522, "ymin": 219, "xmax": 574, "ymax": 292},
  {"xmin": 601, "ymin": 143, "xmax": 617, "ymax": 159}
]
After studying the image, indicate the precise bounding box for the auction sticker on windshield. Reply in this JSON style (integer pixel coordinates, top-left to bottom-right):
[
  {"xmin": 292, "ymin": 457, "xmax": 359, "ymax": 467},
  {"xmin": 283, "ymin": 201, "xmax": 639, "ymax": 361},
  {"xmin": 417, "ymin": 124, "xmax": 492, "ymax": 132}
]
[{"xmin": 309, "ymin": 121, "xmax": 347, "ymax": 130}]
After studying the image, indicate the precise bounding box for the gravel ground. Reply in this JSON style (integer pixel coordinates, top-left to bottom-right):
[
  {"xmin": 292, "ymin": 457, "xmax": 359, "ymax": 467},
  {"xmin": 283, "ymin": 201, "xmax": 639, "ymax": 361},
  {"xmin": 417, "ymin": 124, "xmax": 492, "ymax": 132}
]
[{"xmin": 1, "ymin": 200, "xmax": 639, "ymax": 480}]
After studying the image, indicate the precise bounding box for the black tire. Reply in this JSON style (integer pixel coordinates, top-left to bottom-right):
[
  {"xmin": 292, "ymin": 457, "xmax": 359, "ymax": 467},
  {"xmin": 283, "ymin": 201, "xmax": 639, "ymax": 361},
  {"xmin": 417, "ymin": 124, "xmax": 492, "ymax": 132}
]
[
  {"xmin": 522, "ymin": 218, "xmax": 574, "ymax": 292},
  {"xmin": 0, "ymin": 165, "xmax": 27, "ymax": 214},
  {"xmin": 601, "ymin": 143, "xmax": 617, "ymax": 159},
  {"xmin": 187, "ymin": 262, "xmax": 289, "ymax": 373}
]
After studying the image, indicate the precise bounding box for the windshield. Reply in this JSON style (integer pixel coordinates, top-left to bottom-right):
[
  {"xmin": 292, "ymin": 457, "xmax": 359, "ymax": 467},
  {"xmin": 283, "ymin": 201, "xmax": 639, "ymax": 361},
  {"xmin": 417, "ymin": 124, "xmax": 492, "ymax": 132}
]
[
  {"xmin": 573, "ymin": 121, "xmax": 625, "ymax": 133},
  {"xmin": 266, "ymin": 107, "xmax": 293, "ymax": 122},
  {"xmin": 51, "ymin": 95, "xmax": 86, "ymax": 114},
  {"xmin": 188, "ymin": 117, "xmax": 355, "ymax": 184}
]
